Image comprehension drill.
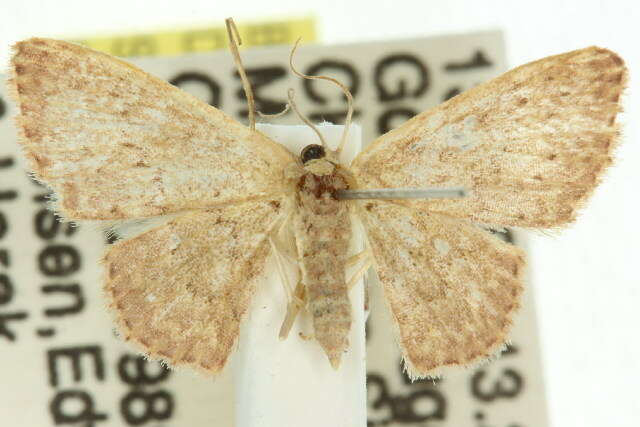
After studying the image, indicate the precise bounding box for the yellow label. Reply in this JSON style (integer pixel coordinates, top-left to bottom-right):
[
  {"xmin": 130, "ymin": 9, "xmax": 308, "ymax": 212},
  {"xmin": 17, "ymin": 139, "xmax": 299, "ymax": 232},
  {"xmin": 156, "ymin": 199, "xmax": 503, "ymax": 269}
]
[{"xmin": 69, "ymin": 17, "xmax": 316, "ymax": 57}]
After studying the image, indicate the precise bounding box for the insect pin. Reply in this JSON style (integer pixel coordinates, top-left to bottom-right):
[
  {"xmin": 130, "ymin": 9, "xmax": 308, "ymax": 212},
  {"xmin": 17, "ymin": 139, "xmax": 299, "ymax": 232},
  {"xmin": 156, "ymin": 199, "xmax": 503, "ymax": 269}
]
[{"xmin": 7, "ymin": 19, "xmax": 627, "ymax": 379}]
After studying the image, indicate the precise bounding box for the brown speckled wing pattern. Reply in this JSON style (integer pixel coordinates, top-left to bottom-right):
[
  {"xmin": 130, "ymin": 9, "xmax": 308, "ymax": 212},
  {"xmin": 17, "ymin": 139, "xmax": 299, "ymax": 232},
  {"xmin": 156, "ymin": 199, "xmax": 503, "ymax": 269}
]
[
  {"xmin": 8, "ymin": 38, "xmax": 294, "ymax": 220},
  {"xmin": 353, "ymin": 47, "xmax": 627, "ymax": 377},
  {"xmin": 352, "ymin": 47, "xmax": 627, "ymax": 229},
  {"xmin": 7, "ymin": 39, "xmax": 627, "ymax": 378},
  {"xmin": 360, "ymin": 201, "xmax": 524, "ymax": 378},
  {"xmin": 103, "ymin": 199, "xmax": 283, "ymax": 373}
]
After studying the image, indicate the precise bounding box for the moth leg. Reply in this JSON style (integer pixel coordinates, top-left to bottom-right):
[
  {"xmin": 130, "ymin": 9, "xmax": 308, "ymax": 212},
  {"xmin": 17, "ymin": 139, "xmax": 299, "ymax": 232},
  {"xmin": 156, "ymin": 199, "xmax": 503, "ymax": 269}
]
[
  {"xmin": 278, "ymin": 280, "xmax": 306, "ymax": 340},
  {"xmin": 269, "ymin": 202, "xmax": 308, "ymax": 339},
  {"xmin": 346, "ymin": 243, "xmax": 373, "ymax": 290},
  {"xmin": 269, "ymin": 238, "xmax": 295, "ymax": 301},
  {"xmin": 268, "ymin": 202, "xmax": 298, "ymax": 301},
  {"xmin": 271, "ymin": 229, "xmax": 298, "ymax": 263},
  {"xmin": 270, "ymin": 208, "xmax": 298, "ymax": 263},
  {"xmin": 345, "ymin": 249, "xmax": 371, "ymax": 268},
  {"xmin": 346, "ymin": 257, "xmax": 373, "ymax": 291},
  {"xmin": 272, "ymin": 234, "xmax": 308, "ymax": 341}
]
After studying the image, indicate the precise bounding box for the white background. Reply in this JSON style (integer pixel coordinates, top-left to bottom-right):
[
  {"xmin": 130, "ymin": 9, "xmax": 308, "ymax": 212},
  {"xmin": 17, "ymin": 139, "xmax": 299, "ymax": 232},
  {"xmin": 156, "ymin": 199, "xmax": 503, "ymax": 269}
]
[{"xmin": 1, "ymin": 1, "xmax": 638, "ymax": 426}]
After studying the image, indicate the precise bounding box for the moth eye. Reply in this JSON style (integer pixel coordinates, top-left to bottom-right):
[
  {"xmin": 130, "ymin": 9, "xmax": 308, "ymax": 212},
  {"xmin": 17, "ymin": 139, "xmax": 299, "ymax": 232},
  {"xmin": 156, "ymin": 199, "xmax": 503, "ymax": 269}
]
[{"xmin": 300, "ymin": 144, "xmax": 326, "ymax": 164}]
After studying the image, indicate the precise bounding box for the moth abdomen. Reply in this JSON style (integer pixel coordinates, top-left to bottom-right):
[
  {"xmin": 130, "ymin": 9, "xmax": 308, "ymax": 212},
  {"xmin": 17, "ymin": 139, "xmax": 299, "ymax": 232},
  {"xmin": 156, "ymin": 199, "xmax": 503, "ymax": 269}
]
[{"xmin": 293, "ymin": 166, "xmax": 353, "ymax": 368}]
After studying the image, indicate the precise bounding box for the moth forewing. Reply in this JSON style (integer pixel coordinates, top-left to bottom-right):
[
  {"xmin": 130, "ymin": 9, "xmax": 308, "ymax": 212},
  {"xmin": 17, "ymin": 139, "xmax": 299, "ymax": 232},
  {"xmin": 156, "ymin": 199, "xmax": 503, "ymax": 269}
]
[
  {"xmin": 351, "ymin": 46, "xmax": 627, "ymax": 229},
  {"xmin": 8, "ymin": 38, "xmax": 295, "ymax": 221}
]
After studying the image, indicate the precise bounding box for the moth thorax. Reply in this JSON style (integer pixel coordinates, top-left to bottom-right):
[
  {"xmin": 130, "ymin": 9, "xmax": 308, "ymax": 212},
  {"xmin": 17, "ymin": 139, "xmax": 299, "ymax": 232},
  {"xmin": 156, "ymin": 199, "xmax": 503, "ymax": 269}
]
[
  {"xmin": 298, "ymin": 171, "xmax": 349, "ymax": 200},
  {"xmin": 303, "ymin": 159, "xmax": 335, "ymax": 176}
]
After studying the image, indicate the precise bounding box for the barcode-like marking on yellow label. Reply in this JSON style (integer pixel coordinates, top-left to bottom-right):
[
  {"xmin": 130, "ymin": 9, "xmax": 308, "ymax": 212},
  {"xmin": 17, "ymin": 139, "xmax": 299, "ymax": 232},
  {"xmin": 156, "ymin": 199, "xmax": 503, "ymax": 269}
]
[{"xmin": 70, "ymin": 17, "xmax": 316, "ymax": 57}]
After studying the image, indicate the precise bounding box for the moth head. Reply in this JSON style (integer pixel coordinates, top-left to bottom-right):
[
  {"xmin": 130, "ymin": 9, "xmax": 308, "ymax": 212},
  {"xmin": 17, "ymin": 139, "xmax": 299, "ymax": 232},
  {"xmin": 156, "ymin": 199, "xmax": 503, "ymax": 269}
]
[{"xmin": 300, "ymin": 144, "xmax": 326, "ymax": 164}]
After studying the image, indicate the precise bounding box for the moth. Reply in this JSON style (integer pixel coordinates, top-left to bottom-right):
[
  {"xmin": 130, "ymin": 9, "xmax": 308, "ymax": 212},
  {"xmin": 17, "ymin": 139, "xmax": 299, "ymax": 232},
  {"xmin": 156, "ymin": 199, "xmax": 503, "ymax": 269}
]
[{"xmin": 7, "ymin": 34, "xmax": 626, "ymax": 379}]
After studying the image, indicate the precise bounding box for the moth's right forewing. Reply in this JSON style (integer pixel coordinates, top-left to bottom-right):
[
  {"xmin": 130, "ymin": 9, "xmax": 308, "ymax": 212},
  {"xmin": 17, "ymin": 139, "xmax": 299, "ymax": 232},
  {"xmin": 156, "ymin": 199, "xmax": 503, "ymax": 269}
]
[
  {"xmin": 352, "ymin": 47, "xmax": 627, "ymax": 229},
  {"xmin": 8, "ymin": 38, "xmax": 295, "ymax": 221},
  {"xmin": 359, "ymin": 201, "xmax": 524, "ymax": 379},
  {"xmin": 103, "ymin": 199, "xmax": 283, "ymax": 374}
]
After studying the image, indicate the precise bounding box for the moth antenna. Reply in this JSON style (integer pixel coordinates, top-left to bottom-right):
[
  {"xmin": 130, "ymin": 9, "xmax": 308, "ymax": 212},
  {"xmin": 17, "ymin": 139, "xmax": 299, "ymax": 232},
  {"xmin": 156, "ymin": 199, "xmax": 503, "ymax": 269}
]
[
  {"xmin": 289, "ymin": 38, "xmax": 353, "ymax": 154},
  {"xmin": 225, "ymin": 17, "xmax": 256, "ymax": 130},
  {"xmin": 287, "ymin": 88, "xmax": 328, "ymax": 149},
  {"xmin": 257, "ymin": 103, "xmax": 291, "ymax": 119}
]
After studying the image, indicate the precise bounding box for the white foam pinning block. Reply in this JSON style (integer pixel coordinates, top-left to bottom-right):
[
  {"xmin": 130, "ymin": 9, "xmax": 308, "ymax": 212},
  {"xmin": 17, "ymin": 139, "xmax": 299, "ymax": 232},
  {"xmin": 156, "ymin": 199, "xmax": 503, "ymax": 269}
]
[{"xmin": 234, "ymin": 123, "xmax": 366, "ymax": 427}]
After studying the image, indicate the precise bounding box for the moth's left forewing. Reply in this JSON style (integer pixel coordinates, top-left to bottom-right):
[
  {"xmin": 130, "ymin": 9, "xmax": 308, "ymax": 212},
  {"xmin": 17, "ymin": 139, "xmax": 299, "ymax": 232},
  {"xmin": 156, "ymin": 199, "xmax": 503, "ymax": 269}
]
[
  {"xmin": 359, "ymin": 201, "xmax": 524, "ymax": 379},
  {"xmin": 352, "ymin": 47, "xmax": 627, "ymax": 229}
]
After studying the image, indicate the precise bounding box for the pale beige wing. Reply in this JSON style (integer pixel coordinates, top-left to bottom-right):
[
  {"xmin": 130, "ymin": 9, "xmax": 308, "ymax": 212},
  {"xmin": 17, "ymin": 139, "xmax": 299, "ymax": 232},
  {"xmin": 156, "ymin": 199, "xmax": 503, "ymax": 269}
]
[
  {"xmin": 8, "ymin": 38, "xmax": 295, "ymax": 220},
  {"xmin": 359, "ymin": 201, "xmax": 524, "ymax": 378},
  {"xmin": 352, "ymin": 47, "xmax": 627, "ymax": 228},
  {"xmin": 103, "ymin": 198, "xmax": 282, "ymax": 373}
]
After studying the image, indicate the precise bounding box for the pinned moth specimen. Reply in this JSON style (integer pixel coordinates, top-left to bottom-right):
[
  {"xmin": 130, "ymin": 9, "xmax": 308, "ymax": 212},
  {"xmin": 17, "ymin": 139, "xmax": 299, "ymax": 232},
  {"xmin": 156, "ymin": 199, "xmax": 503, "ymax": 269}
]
[{"xmin": 7, "ymin": 29, "xmax": 626, "ymax": 378}]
